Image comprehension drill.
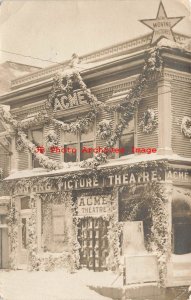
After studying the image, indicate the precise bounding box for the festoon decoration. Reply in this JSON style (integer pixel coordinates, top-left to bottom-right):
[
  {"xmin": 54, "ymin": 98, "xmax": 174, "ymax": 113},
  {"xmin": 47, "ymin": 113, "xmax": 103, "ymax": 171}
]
[{"xmin": 1, "ymin": 47, "xmax": 162, "ymax": 170}]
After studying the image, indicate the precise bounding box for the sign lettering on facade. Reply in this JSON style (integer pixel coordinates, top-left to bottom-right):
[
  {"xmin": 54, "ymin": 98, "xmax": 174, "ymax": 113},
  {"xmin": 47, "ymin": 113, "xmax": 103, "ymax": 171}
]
[
  {"xmin": 140, "ymin": 2, "xmax": 184, "ymax": 44},
  {"xmin": 165, "ymin": 170, "xmax": 189, "ymax": 182},
  {"xmin": 77, "ymin": 195, "xmax": 111, "ymax": 217},
  {"xmin": 54, "ymin": 90, "xmax": 87, "ymax": 111},
  {"xmin": 14, "ymin": 169, "xmax": 191, "ymax": 195}
]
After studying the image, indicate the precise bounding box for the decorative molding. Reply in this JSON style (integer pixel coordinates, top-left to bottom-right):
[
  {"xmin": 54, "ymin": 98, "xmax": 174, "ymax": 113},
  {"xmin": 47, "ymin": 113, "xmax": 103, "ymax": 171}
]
[
  {"xmin": 10, "ymin": 32, "xmax": 190, "ymax": 90},
  {"xmin": 9, "ymin": 73, "xmax": 158, "ymax": 118},
  {"xmin": 162, "ymin": 68, "xmax": 191, "ymax": 83},
  {"xmin": 80, "ymin": 34, "xmax": 152, "ymax": 63},
  {"xmin": 12, "ymin": 103, "xmax": 46, "ymax": 119},
  {"xmin": 7, "ymin": 67, "xmax": 191, "ymax": 119}
]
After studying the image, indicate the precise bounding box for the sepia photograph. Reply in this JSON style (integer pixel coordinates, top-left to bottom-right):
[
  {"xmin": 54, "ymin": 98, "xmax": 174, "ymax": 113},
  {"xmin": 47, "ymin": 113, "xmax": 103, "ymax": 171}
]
[{"xmin": 0, "ymin": 0, "xmax": 191, "ymax": 299}]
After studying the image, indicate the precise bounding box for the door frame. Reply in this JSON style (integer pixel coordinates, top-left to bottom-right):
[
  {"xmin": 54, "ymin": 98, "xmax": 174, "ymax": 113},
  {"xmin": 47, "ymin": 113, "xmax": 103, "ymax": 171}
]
[{"xmin": 19, "ymin": 209, "xmax": 31, "ymax": 268}]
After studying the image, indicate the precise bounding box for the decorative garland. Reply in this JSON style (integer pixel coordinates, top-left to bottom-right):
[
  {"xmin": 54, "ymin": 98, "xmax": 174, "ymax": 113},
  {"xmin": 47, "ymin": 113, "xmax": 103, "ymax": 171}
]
[
  {"xmin": 7, "ymin": 197, "xmax": 19, "ymax": 269},
  {"xmin": 51, "ymin": 111, "xmax": 97, "ymax": 134},
  {"xmin": 5, "ymin": 163, "xmax": 175, "ymax": 283},
  {"xmin": 2, "ymin": 109, "xmax": 50, "ymax": 131},
  {"xmin": 14, "ymin": 192, "xmax": 80, "ymax": 272},
  {"xmin": 119, "ymin": 182, "xmax": 171, "ymax": 286},
  {"xmin": 0, "ymin": 47, "xmax": 163, "ymax": 170},
  {"xmin": 3, "ymin": 160, "xmax": 169, "ymax": 196},
  {"xmin": 139, "ymin": 108, "xmax": 158, "ymax": 134},
  {"xmin": 17, "ymin": 131, "xmax": 64, "ymax": 170},
  {"xmin": 28, "ymin": 194, "xmax": 39, "ymax": 271},
  {"xmin": 106, "ymin": 188, "xmax": 121, "ymax": 272},
  {"xmin": 79, "ymin": 152, "xmax": 107, "ymax": 169},
  {"xmin": 181, "ymin": 116, "xmax": 191, "ymax": 140}
]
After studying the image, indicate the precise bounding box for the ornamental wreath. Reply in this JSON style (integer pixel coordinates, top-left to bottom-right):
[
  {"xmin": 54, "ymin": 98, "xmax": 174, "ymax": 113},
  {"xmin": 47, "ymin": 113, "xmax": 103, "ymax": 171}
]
[
  {"xmin": 97, "ymin": 119, "xmax": 112, "ymax": 140},
  {"xmin": 181, "ymin": 116, "xmax": 191, "ymax": 140},
  {"xmin": 16, "ymin": 136, "xmax": 25, "ymax": 152},
  {"xmin": 45, "ymin": 129, "xmax": 59, "ymax": 147},
  {"xmin": 139, "ymin": 108, "xmax": 158, "ymax": 134}
]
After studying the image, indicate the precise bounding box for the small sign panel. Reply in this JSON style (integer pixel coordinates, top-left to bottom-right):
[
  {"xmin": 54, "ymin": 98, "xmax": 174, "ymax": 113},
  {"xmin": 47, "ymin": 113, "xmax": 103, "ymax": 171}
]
[
  {"xmin": 140, "ymin": 2, "xmax": 184, "ymax": 44},
  {"xmin": 77, "ymin": 195, "xmax": 112, "ymax": 217},
  {"xmin": 124, "ymin": 255, "xmax": 159, "ymax": 285}
]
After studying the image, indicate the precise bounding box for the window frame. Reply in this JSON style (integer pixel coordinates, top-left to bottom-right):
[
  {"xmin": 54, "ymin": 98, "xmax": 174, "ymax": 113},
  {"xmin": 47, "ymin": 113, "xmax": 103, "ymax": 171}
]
[
  {"xmin": 61, "ymin": 118, "xmax": 96, "ymax": 163},
  {"xmin": 28, "ymin": 126, "xmax": 44, "ymax": 169},
  {"xmin": 114, "ymin": 111, "xmax": 137, "ymax": 159}
]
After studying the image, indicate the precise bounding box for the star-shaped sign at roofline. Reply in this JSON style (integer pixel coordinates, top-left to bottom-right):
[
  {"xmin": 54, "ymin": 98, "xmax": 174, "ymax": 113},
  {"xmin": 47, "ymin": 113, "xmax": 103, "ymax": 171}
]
[{"xmin": 140, "ymin": 1, "xmax": 184, "ymax": 45}]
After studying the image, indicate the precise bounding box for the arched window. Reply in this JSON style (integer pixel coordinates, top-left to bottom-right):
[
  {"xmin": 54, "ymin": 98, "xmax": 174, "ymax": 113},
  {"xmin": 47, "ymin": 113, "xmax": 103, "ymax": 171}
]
[{"xmin": 172, "ymin": 197, "xmax": 191, "ymax": 255}]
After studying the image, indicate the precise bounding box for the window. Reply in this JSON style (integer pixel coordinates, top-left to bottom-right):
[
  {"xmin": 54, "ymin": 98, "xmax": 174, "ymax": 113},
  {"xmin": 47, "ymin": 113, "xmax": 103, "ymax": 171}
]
[
  {"xmin": 63, "ymin": 131, "xmax": 77, "ymax": 163},
  {"xmin": 30, "ymin": 129, "xmax": 43, "ymax": 168},
  {"xmin": 62, "ymin": 121, "xmax": 94, "ymax": 162},
  {"xmin": 21, "ymin": 197, "xmax": 30, "ymax": 210},
  {"xmin": 80, "ymin": 123, "xmax": 94, "ymax": 161},
  {"xmin": 0, "ymin": 215, "xmax": 6, "ymax": 224},
  {"xmin": 117, "ymin": 115, "xmax": 135, "ymax": 157}
]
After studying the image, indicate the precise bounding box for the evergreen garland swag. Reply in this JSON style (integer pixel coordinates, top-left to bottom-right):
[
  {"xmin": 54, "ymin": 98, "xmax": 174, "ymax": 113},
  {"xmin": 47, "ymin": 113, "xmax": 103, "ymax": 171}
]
[
  {"xmin": 13, "ymin": 192, "xmax": 80, "ymax": 272},
  {"xmin": 119, "ymin": 182, "xmax": 171, "ymax": 286},
  {"xmin": 7, "ymin": 197, "xmax": 19, "ymax": 269},
  {"xmin": 1, "ymin": 47, "xmax": 163, "ymax": 170}
]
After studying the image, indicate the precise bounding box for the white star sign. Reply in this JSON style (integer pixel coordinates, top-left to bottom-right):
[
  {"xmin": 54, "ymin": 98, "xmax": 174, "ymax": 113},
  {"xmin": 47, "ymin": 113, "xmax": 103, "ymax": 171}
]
[{"xmin": 140, "ymin": 1, "xmax": 184, "ymax": 44}]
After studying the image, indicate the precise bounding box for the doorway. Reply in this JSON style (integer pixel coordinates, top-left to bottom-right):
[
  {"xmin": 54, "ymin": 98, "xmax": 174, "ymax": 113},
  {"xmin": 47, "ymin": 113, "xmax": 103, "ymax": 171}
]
[
  {"xmin": 78, "ymin": 218, "xmax": 109, "ymax": 271},
  {"xmin": 19, "ymin": 196, "xmax": 31, "ymax": 267}
]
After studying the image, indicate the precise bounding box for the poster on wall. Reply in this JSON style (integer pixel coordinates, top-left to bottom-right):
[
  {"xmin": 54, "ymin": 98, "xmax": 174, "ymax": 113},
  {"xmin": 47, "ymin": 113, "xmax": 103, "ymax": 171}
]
[{"xmin": 0, "ymin": 0, "xmax": 191, "ymax": 299}]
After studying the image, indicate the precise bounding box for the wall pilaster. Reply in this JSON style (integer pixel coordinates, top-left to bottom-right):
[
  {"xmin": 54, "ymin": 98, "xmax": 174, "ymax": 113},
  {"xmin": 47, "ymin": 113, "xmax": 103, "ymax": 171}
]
[{"xmin": 157, "ymin": 79, "xmax": 173, "ymax": 155}]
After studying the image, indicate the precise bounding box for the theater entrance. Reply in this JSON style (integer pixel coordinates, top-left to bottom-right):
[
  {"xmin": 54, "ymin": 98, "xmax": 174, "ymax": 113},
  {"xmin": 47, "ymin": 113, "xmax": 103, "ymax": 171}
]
[{"xmin": 78, "ymin": 218, "xmax": 109, "ymax": 271}]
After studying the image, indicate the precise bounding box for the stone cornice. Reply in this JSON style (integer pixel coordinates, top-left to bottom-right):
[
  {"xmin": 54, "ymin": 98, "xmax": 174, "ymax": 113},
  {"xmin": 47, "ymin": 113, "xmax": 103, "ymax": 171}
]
[
  {"xmin": 0, "ymin": 51, "xmax": 146, "ymax": 105},
  {"xmin": 9, "ymin": 32, "xmax": 190, "ymax": 90}
]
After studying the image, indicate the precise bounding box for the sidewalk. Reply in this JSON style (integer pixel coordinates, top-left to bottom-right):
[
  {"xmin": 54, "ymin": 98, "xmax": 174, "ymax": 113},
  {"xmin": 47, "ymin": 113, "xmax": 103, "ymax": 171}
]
[{"xmin": 0, "ymin": 270, "xmax": 112, "ymax": 300}]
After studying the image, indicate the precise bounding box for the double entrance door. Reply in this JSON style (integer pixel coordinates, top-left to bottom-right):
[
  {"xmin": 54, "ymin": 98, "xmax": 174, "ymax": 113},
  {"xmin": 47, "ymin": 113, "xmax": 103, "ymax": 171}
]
[{"xmin": 78, "ymin": 218, "xmax": 109, "ymax": 271}]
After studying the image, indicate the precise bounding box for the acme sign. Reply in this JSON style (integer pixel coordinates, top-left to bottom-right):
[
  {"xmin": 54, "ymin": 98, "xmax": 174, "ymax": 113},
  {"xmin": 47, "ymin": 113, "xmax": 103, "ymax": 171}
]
[
  {"xmin": 53, "ymin": 90, "xmax": 87, "ymax": 111},
  {"xmin": 77, "ymin": 195, "xmax": 112, "ymax": 216}
]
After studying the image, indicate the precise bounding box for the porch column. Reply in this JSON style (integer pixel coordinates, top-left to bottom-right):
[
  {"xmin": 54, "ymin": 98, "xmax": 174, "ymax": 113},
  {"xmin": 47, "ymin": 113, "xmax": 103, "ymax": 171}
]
[
  {"xmin": 36, "ymin": 194, "xmax": 42, "ymax": 252},
  {"xmin": 157, "ymin": 79, "xmax": 173, "ymax": 155},
  {"xmin": 10, "ymin": 134, "xmax": 19, "ymax": 173}
]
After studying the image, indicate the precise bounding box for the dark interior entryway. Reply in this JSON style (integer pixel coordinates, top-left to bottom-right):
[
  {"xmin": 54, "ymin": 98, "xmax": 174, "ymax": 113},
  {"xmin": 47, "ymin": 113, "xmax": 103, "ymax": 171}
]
[
  {"xmin": 0, "ymin": 225, "xmax": 9, "ymax": 269},
  {"xmin": 172, "ymin": 198, "xmax": 191, "ymax": 255},
  {"xmin": 78, "ymin": 218, "xmax": 109, "ymax": 271},
  {"xmin": 173, "ymin": 218, "xmax": 191, "ymax": 254}
]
